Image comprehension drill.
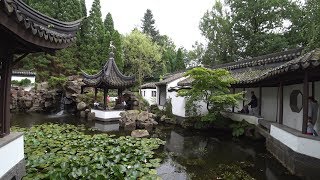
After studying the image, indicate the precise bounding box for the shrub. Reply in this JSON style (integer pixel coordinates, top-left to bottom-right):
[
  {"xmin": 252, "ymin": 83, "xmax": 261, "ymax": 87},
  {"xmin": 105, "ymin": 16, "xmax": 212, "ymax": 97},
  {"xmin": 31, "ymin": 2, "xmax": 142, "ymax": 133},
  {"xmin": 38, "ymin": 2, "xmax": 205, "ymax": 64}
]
[
  {"xmin": 48, "ymin": 76, "xmax": 67, "ymax": 89},
  {"xmin": 11, "ymin": 78, "xmax": 32, "ymax": 87}
]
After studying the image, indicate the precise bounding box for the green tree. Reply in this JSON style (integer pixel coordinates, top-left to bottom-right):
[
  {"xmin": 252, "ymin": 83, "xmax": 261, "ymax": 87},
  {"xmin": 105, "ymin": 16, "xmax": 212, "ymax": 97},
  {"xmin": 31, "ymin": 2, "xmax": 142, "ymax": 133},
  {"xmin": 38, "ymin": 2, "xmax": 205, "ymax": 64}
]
[
  {"xmin": 141, "ymin": 9, "xmax": 160, "ymax": 43},
  {"xmin": 302, "ymin": 0, "xmax": 320, "ymax": 50},
  {"xmin": 158, "ymin": 35, "xmax": 176, "ymax": 73},
  {"xmin": 178, "ymin": 67, "xmax": 243, "ymax": 117},
  {"xmin": 175, "ymin": 48, "xmax": 186, "ymax": 71},
  {"xmin": 228, "ymin": 0, "xmax": 293, "ymax": 57},
  {"xmin": 82, "ymin": 0, "xmax": 110, "ymax": 70},
  {"xmin": 112, "ymin": 31, "xmax": 124, "ymax": 71},
  {"xmin": 21, "ymin": 0, "xmax": 84, "ymax": 81},
  {"xmin": 123, "ymin": 30, "xmax": 164, "ymax": 86},
  {"xmin": 200, "ymin": 1, "xmax": 238, "ymax": 66},
  {"xmin": 104, "ymin": 13, "xmax": 114, "ymax": 34}
]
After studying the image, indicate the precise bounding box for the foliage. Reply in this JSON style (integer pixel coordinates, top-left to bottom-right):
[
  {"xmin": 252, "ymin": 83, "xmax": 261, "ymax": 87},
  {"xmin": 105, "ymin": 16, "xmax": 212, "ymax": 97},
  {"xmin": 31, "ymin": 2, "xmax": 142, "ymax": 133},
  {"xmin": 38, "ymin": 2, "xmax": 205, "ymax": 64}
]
[
  {"xmin": 123, "ymin": 30, "xmax": 164, "ymax": 86},
  {"xmin": 175, "ymin": 48, "xmax": 186, "ymax": 71},
  {"xmin": 164, "ymin": 99, "xmax": 174, "ymax": 118},
  {"xmin": 48, "ymin": 76, "xmax": 67, "ymax": 89},
  {"xmin": 200, "ymin": 0, "xmax": 300, "ymax": 66},
  {"xmin": 178, "ymin": 67, "xmax": 243, "ymax": 117},
  {"xmin": 141, "ymin": 9, "xmax": 160, "ymax": 43},
  {"xmin": 230, "ymin": 120, "xmax": 252, "ymax": 137},
  {"xmin": 200, "ymin": 0, "xmax": 238, "ymax": 65},
  {"xmin": 78, "ymin": 91, "xmax": 104, "ymax": 106},
  {"xmin": 11, "ymin": 78, "xmax": 32, "ymax": 87},
  {"xmin": 12, "ymin": 124, "xmax": 165, "ymax": 179}
]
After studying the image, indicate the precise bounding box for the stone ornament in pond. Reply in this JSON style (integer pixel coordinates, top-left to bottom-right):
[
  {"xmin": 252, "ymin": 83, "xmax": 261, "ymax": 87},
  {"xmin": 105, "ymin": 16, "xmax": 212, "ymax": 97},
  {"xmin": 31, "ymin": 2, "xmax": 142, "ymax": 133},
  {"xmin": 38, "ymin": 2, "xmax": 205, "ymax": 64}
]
[
  {"xmin": 120, "ymin": 110, "xmax": 158, "ymax": 131},
  {"xmin": 131, "ymin": 129, "xmax": 150, "ymax": 138}
]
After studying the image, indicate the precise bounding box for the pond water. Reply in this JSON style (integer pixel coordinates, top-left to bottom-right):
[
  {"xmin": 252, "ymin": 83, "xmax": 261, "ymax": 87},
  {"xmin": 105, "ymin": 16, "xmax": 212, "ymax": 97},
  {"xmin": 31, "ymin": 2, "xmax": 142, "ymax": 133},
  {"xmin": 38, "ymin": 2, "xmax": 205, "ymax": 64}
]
[{"xmin": 11, "ymin": 113, "xmax": 303, "ymax": 180}]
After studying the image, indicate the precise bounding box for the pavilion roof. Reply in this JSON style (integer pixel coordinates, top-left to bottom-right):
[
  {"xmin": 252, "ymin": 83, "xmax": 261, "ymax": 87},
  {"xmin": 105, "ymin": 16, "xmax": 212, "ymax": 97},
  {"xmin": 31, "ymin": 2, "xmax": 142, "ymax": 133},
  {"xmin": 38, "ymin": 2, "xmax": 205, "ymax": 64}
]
[
  {"xmin": 82, "ymin": 53, "xmax": 135, "ymax": 89},
  {"xmin": 177, "ymin": 48, "xmax": 314, "ymax": 87},
  {"xmin": 0, "ymin": 0, "xmax": 82, "ymax": 54}
]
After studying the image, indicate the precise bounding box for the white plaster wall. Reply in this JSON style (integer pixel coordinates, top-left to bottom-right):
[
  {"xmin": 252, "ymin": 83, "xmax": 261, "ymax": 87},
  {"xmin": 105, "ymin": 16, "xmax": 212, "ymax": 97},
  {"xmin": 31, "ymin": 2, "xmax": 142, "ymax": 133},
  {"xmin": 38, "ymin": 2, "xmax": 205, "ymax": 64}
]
[
  {"xmin": 270, "ymin": 125, "xmax": 320, "ymax": 159},
  {"xmin": 283, "ymin": 84, "xmax": 303, "ymax": 131},
  {"xmin": 168, "ymin": 91, "xmax": 186, "ymax": 117},
  {"xmin": 261, "ymin": 87, "xmax": 278, "ymax": 122},
  {"xmin": 91, "ymin": 110, "xmax": 124, "ymax": 119},
  {"xmin": 0, "ymin": 136, "xmax": 24, "ymax": 178},
  {"xmin": 141, "ymin": 89, "xmax": 157, "ymax": 105},
  {"xmin": 234, "ymin": 88, "xmax": 244, "ymax": 112},
  {"xmin": 11, "ymin": 76, "xmax": 36, "ymax": 91},
  {"xmin": 221, "ymin": 112, "xmax": 260, "ymax": 125},
  {"xmin": 314, "ymin": 81, "xmax": 320, "ymax": 103},
  {"xmin": 167, "ymin": 77, "xmax": 187, "ymax": 90}
]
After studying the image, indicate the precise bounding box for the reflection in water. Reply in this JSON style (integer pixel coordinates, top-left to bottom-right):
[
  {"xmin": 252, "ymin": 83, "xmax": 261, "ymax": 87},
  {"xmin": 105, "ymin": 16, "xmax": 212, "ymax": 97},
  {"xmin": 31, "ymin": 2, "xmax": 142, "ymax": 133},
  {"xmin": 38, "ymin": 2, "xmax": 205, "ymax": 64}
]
[{"xmin": 12, "ymin": 113, "xmax": 303, "ymax": 180}]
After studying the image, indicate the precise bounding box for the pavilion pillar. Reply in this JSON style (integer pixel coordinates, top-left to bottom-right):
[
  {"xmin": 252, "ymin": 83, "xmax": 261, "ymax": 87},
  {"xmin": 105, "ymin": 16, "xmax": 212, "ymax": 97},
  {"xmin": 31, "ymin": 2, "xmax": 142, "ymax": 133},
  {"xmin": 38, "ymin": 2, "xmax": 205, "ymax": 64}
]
[
  {"xmin": 259, "ymin": 86, "xmax": 262, "ymax": 116},
  {"xmin": 0, "ymin": 54, "xmax": 13, "ymax": 137},
  {"xmin": 94, "ymin": 88, "xmax": 97, "ymax": 101},
  {"xmin": 232, "ymin": 87, "xmax": 235, "ymax": 113},
  {"xmin": 103, "ymin": 88, "xmax": 106, "ymax": 110},
  {"xmin": 279, "ymin": 82, "xmax": 283, "ymax": 125},
  {"xmin": 302, "ymin": 72, "xmax": 309, "ymax": 134}
]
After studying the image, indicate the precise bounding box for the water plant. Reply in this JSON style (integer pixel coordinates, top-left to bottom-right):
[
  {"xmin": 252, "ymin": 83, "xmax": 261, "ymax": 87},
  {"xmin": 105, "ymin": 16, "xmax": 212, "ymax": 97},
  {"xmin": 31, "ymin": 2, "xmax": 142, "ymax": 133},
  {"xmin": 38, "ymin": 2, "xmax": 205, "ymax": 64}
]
[{"xmin": 13, "ymin": 124, "xmax": 165, "ymax": 179}]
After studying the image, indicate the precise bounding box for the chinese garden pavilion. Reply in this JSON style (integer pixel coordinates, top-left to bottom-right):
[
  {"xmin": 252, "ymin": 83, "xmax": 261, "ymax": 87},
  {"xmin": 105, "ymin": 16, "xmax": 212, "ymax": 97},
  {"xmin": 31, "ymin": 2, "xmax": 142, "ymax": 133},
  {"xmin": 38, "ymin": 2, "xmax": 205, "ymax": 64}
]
[
  {"xmin": 0, "ymin": 0, "xmax": 81, "ymax": 137},
  {"xmin": 82, "ymin": 48, "xmax": 136, "ymax": 109}
]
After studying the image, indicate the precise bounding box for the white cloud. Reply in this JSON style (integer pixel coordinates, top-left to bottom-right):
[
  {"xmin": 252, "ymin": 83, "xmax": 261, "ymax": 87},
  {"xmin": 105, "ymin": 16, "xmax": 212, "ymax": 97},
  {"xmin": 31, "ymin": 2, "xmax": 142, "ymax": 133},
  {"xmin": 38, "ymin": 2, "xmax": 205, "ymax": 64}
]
[{"xmin": 85, "ymin": 0, "xmax": 213, "ymax": 50}]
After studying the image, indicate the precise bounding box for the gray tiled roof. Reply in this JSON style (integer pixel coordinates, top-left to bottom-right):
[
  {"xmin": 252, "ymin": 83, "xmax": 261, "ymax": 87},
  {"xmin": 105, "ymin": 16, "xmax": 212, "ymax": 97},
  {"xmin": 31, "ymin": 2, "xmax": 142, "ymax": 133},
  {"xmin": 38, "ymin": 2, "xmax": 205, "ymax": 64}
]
[
  {"xmin": 82, "ymin": 53, "xmax": 135, "ymax": 89},
  {"xmin": 156, "ymin": 72, "xmax": 185, "ymax": 86},
  {"xmin": 0, "ymin": 0, "xmax": 81, "ymax": 46},
  {"xmin": 177, "ymin": 48, "xmax": 320, "ymax": 87},
  {"xmin": 12, "ymin": 70, "xmax": 36, "ymax": 76},
  {"xmin": 141, "ymin": 82, "xmax": 156, "ymax": 89}
]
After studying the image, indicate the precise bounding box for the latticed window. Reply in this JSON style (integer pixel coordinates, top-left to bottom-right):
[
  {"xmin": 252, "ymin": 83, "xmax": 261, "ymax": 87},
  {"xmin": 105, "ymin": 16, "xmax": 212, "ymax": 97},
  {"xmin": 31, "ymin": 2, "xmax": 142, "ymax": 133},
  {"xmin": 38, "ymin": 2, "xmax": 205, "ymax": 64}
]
[{"xmin": 152, "ymin": 91, "xmax": 156, "ymax": 97}]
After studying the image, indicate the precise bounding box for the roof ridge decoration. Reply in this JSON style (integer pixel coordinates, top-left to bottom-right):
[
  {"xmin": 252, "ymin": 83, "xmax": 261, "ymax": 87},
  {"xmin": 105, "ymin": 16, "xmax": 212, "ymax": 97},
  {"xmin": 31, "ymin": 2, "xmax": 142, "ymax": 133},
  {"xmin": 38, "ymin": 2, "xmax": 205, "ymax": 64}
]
[
  {"xmin": 0, "ymin": 0, "xmax": 82, "ymax": 49},
  {"xmin": 212, "ymin": 47, "xmax": 304, "ymax": 70},
  {"xmin": 82, "ymin": 44, "xmax": 135, "ymax": 89}
]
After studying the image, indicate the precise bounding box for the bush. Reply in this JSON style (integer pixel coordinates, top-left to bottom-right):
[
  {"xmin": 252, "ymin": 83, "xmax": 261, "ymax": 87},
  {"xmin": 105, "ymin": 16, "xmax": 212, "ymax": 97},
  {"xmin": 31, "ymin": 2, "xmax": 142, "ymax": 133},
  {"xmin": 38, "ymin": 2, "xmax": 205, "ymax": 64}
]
[
  {"xmin": 11, "ymin": 78, "xmax": 32, "ymax": 87},
  {"xmin": 48, "ymin": 76, "xmax": 67, "ymax": 89}
]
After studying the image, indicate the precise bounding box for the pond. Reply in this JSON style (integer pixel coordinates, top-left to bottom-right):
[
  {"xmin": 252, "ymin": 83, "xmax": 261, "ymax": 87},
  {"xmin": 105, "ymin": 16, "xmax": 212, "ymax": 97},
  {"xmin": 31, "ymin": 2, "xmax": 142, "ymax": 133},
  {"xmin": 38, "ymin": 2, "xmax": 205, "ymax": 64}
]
[{"xmin": 12, "ymin": 113, "xmax": 303, "ymax": 180}]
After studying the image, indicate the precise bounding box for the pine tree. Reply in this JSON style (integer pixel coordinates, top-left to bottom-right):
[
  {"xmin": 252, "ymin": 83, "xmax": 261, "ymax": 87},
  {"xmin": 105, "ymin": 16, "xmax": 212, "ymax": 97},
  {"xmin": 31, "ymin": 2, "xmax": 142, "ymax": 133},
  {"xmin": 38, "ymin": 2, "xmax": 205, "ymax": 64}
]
[
  {"xmin": 104, "ymin": 13, "xmax": 114, "ymax": 34},
  {"xmin": 112, "ymin": 31, "xmax": 124, "ymax": 71},
  {"xmin": 175, "ymin": 48, "xmax": 186, "ymax": 71},
  {"xmin": 141, "ymin": 9, "xmax": 160, "ymax": 43},
  {"xmin": 82, "ymin": 0, "xmax": 109, "ymax": 70}
]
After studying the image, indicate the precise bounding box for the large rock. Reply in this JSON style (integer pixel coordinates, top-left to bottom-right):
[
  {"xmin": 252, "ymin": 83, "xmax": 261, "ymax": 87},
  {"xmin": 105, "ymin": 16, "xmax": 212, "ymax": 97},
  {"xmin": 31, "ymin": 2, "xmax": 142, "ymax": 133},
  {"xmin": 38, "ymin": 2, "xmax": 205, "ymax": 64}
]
[
  {"xmin": 65, "ymin": 79, "xmax": 85, "ymax": 94},
  {"xmin": 77, "ymin": 102, "xmax": 87, "ymax": 111},
  {"xmin": 137, "ymin": 111, "xmax": 149, "ymax": 122},
  {"xmin": 140, "ymin": 122, "xmax": 153, "ymax": 131},
  {"xmin": 124, "ymin": 121, "xmax": 136, "ymax": 131},
  {"xmin": 87, "ymin": 112, "xmax": 95, "ymax": 121},
  {"xmin": 80, "ymin": 111, "xmax": 86, "ymax": 118},
  {"xmin": 37, "ymin": 82, "xmax": 49, "ymax": 90},
  {"xmin": 131, "ymin": 130, "xmax": 149, "ymax": 138},
  {"xmin": 125, "ymin": 110, "xmax": 140, "ymax": 121}
]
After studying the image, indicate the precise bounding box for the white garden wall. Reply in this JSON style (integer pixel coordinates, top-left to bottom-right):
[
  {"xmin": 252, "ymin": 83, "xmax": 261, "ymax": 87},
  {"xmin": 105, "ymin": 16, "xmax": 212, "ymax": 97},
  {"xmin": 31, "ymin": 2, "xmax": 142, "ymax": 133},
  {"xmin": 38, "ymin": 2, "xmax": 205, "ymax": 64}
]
[
  {"xmin": 0, "ymin": 133, "xmax": 24, "ymax": 178},
  {"xmin": 141, "ymin": 89, "xmax": 157, "ymax": 105}
]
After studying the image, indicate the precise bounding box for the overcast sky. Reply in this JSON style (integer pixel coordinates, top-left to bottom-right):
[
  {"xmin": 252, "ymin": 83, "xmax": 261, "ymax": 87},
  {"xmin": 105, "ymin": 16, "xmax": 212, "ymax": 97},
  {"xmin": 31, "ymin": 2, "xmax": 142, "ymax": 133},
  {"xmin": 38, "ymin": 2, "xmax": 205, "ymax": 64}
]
[{"xmin": 85, "ymin": 0, "xmax": 214, "ymax": 50}]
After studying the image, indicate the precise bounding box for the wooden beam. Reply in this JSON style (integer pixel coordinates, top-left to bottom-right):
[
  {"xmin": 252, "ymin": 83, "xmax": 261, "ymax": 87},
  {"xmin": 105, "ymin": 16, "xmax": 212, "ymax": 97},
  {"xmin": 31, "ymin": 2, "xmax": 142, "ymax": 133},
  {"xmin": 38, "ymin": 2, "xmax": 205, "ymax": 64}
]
[
  {"xmin": 279, "ymin": 82, "xmax": 283, "ymax": 125},
  {"xmin": 232, "ymin": 87, "xmax": 235, "ymax": 113},
  {"xmin": 302, "ymin": 72, "xmax": 309, "ymax": 134},
  {"xmin": 312, "ymin": 81, "xmax": 315, "ymax": 98},
  {"xmin": 0, "ymin": 54, "xmax": 13, "ymax": 137},
  {"xmin": 259, "ymin": 86, "xmax": 262, "ymax": 116}
]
